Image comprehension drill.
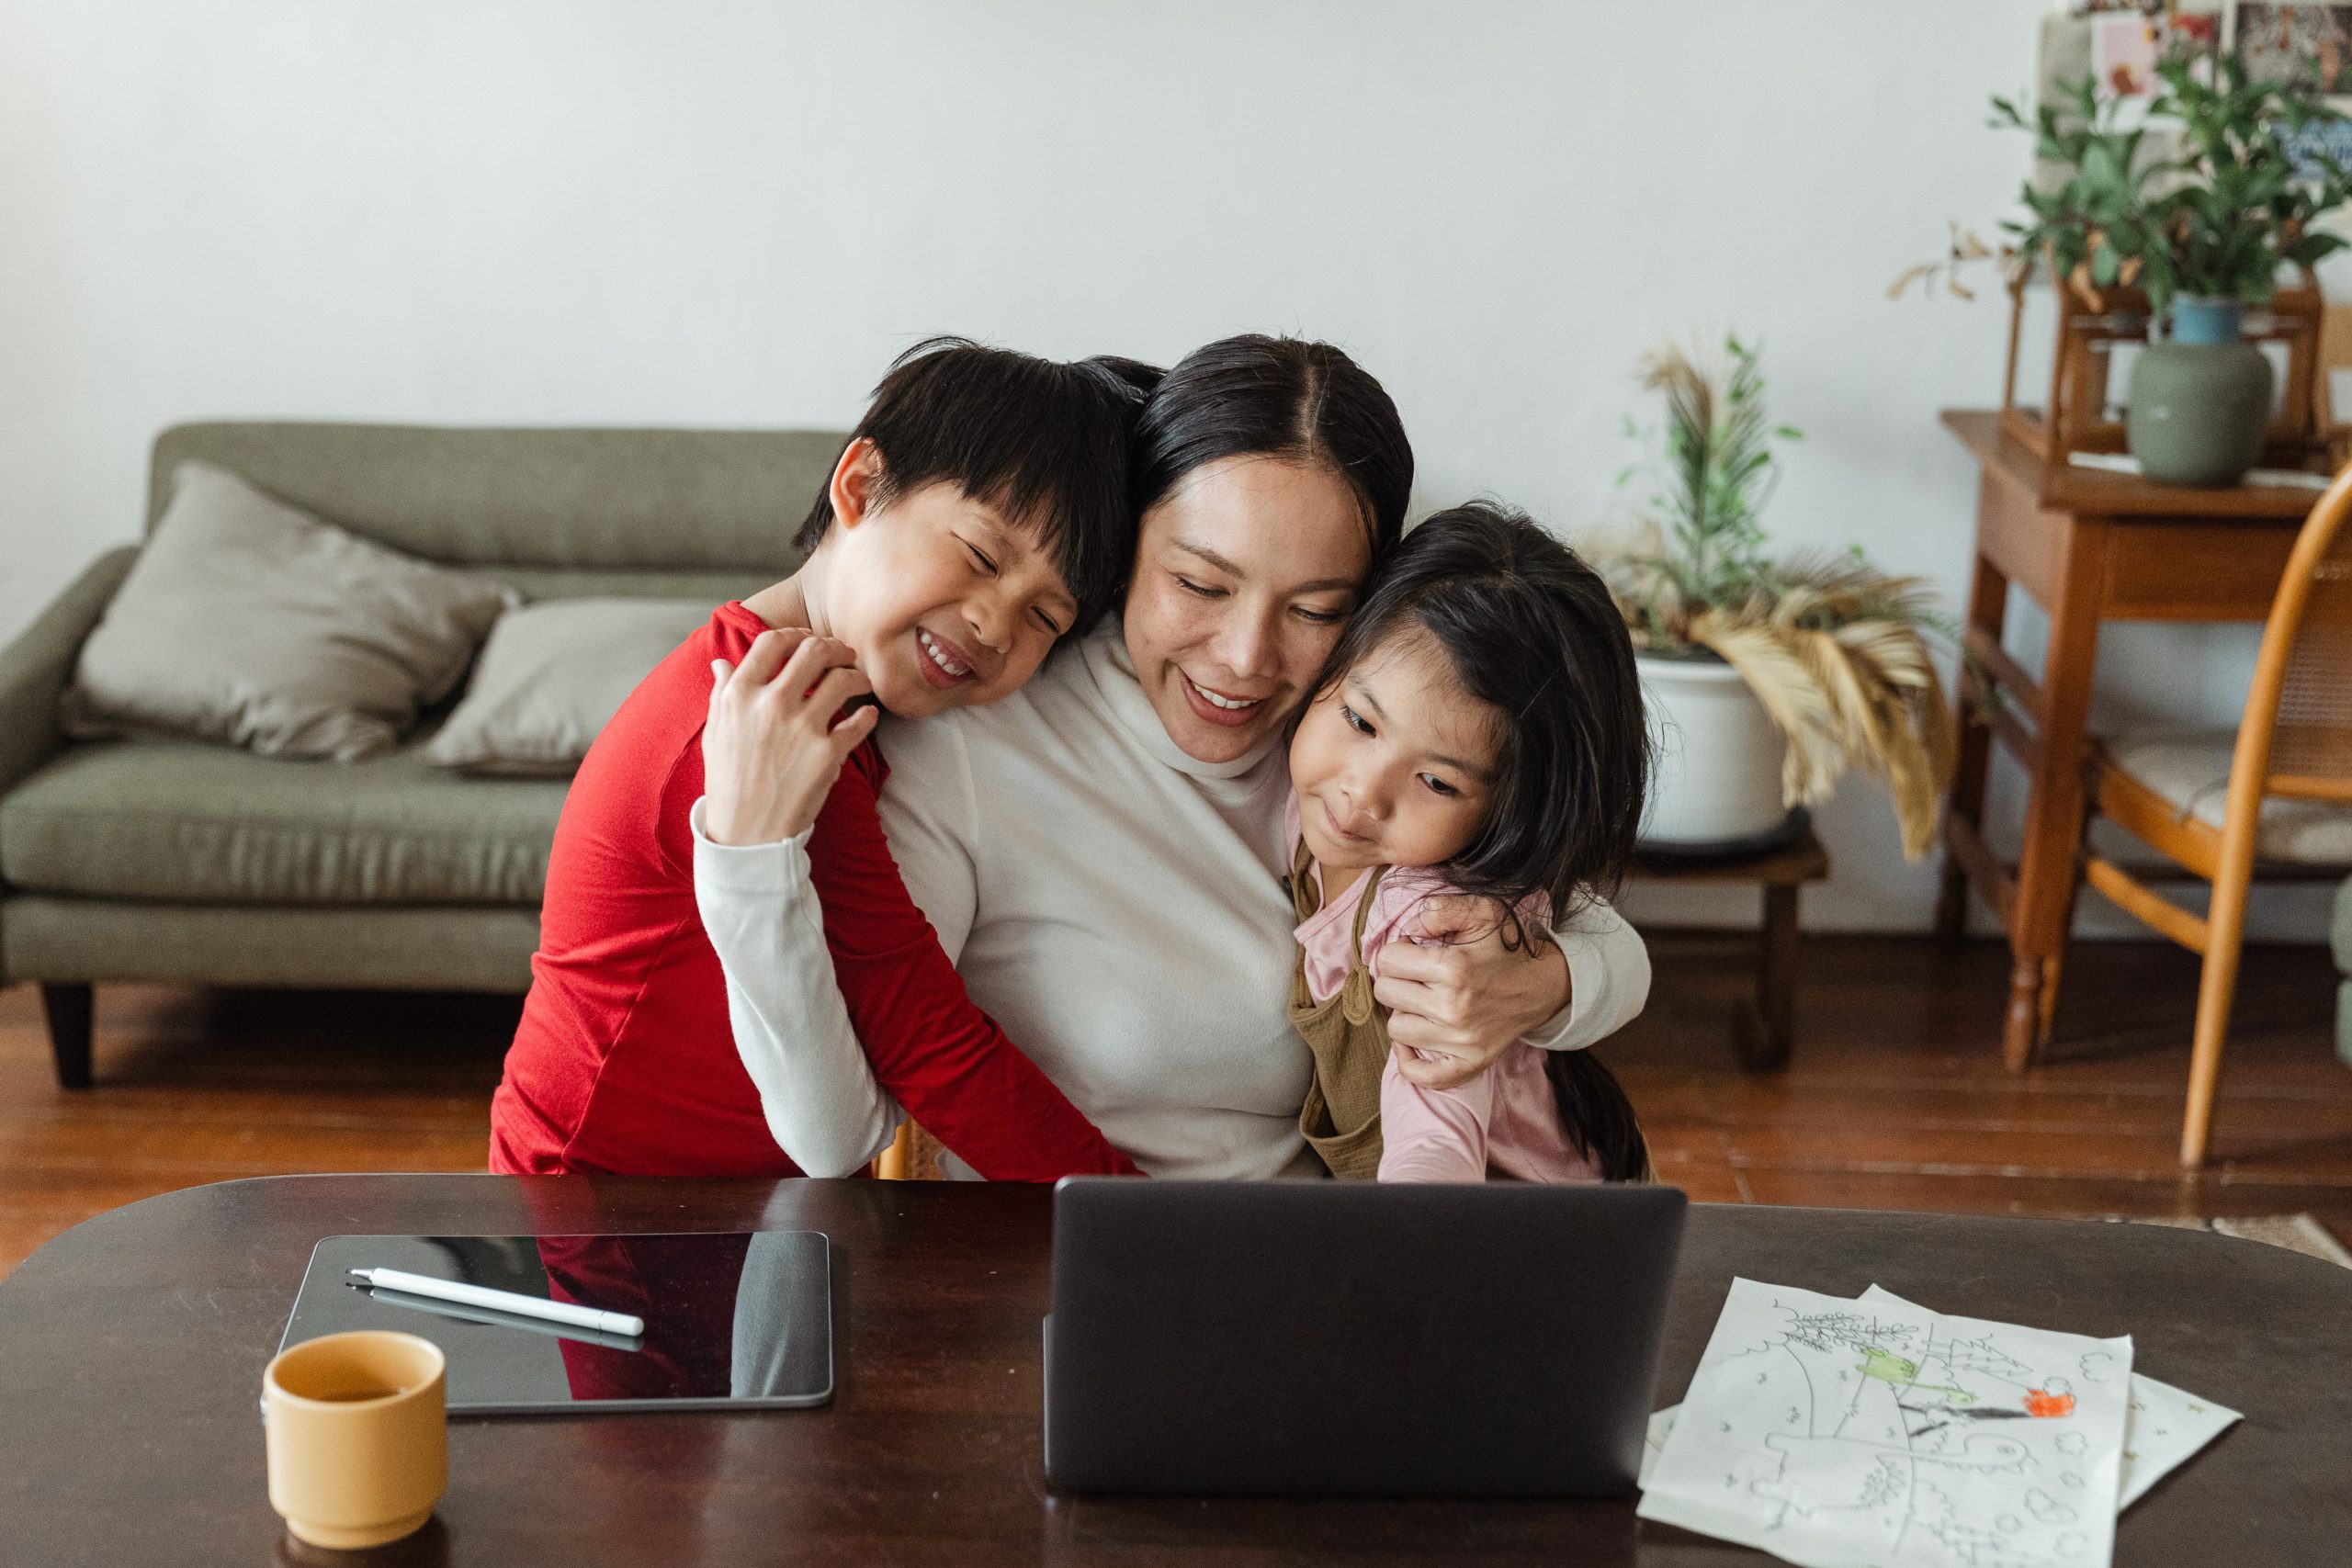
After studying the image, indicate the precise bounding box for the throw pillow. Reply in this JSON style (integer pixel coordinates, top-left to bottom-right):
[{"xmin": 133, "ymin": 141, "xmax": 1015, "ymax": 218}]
[
  {"xmin": 60, "ymin": 461, "xmax": 515, "ymax": 761},
  {"xmin": 425, "ymin": 598, "xmax": 716, "ymax": 774}
]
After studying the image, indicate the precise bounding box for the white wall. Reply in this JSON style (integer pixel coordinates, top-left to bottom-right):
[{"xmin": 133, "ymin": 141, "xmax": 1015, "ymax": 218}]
[{"xmin": 1, "ymin": 0, "xmax": 2328, "ymax": 938}]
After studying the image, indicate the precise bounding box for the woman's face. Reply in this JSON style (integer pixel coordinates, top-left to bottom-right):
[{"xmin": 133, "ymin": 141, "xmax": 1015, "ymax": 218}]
[{"xmin": 1121, "ymin": 455, "xmax": 1372, "ymax": 764}]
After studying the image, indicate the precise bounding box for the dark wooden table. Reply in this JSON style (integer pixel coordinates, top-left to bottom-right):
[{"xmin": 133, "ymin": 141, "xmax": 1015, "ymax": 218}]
[
  {"xmin": 1631, "ymin": 820, "xmax": 1829, "ymax": 1070},
  {"xmin": 3, "ymin": 1176, "xmax": 2347, "ymax": 1565},
  {"xmin": 1936, "ymin": 410, "xmax": 2324, "ymax": 1070}
]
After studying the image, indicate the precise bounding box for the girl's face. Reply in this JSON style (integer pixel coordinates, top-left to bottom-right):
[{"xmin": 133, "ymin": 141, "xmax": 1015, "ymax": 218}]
[
  {"xmin": 1288, "ymin": 626, "xmax": 1501, "ymax": 874},
  {"xmin": 814, "ymin": 440, "xmax": 1080, "ymax": 718},
  {"xmin": 1121, "ymin": 456, "xmax": 1370, "ymax": 764}
]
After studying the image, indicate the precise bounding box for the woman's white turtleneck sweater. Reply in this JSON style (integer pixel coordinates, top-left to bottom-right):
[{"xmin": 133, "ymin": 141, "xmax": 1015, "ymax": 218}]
[{"xmin": 693, "ymin": 621, "xmax": 1652, "ymax": 1180}]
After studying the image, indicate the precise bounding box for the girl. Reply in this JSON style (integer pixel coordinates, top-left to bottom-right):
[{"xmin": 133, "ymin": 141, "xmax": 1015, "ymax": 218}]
[{"xmin": 1284, "ymin": 500, "xmax": 1653, "ymax": 1183}]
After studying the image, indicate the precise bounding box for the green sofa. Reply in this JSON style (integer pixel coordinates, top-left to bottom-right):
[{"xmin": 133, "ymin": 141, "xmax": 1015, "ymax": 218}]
[{"xmin": 0, "ymin": 422, "xmax": 839, "ymax": 1087}]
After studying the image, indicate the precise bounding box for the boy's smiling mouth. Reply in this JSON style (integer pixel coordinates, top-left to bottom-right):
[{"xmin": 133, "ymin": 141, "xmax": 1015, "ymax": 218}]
[{"xmin": 915, "ymin": 625, "xmax": 978, "ymax": 689}]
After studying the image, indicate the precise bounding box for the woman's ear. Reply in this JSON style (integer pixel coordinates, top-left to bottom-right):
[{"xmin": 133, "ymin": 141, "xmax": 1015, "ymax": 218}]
[{"xmin": 827, "ymin": 438, "xmax": 887, "ymax": 534}]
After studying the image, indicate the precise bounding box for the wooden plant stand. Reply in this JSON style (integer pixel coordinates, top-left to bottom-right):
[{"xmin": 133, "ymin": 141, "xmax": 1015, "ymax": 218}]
[{"xmin": 1630, "ymin": 818, "xmax": 1830, "ymax": 1071}]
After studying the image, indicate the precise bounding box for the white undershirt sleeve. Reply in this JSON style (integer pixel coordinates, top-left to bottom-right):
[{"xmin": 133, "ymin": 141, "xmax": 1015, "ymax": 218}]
[
  {"xmin": 1523, "ymin": 892, "xmax": 1652, "ymax": 1053},
  {"xmin": 689, "ymin": 798, "xmax": 902, "ymax": 1178}
]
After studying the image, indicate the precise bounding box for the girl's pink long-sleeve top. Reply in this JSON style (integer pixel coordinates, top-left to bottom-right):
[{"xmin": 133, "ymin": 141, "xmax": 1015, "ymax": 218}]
[{"xmin": 1287, "ymin": 795, "xmax": 1602, "ymax": 1186}]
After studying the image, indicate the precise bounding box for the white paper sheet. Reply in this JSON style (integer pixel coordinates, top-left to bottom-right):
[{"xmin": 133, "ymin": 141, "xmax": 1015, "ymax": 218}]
[
  {"xmin": 1640, "ymin": 1404, "xmax": 1676, "ymax": 1488},
  {"xmin": 1639, "ymin": 1289, "xmax": 2241, "ymax": 1513},
  {"xmin": 1636, "ymin": 1278, "xmax": 2133, "ymax": 1568},
  {"xmin": 1860, "ymin": 1287, "xmax": 2239, "ymax": 1510}
]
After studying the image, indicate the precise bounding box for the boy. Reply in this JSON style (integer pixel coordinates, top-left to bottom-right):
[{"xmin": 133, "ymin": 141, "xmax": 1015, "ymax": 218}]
[{"xmin": 490, "ymin": 340, "xmax": 1146, "ymax": 1179}]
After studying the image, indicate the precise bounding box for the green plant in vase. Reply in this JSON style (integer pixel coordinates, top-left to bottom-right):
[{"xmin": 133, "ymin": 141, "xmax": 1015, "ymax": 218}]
[
  {"xmin": 1902, "ymin": 47, "xmax": 2352, "ymax": 485},
  {"xmin": 1602, "ymin": 336, "xmax": 1956, "ymax": 858}
]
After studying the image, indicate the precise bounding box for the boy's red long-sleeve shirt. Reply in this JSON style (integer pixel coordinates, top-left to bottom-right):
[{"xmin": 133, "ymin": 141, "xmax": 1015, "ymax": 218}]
[{"xmin": 489, "ymin": 602, "xmax": 1137, "ymax": 1180}]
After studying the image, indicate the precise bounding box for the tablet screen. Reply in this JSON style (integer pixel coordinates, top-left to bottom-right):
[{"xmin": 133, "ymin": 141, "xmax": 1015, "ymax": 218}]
[{"xmin": 277, "ymin": 1232, "xmax": 831, "ymax": 1414}]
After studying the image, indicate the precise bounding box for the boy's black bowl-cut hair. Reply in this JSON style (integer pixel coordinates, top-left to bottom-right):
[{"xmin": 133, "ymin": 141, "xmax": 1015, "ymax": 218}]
[{"xmin": 797, "ymin": 337, "xmax": 1159, "ymax": 635}]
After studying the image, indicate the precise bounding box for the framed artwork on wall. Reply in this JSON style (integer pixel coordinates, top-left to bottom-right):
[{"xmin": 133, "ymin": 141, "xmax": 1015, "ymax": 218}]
[
  {"xmin": 2230, "ymin": 4, "xmax": 2352, "ymax": 96},
  {"xmin": 2056, "ymin": 4, "xmax": 2352, "ymax": 107}
]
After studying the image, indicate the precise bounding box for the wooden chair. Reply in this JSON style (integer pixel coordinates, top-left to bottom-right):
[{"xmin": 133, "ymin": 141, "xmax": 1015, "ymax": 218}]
[
  {"xmin": 2075, "ymin": 464, "xmax": 2352, "ymax": 1168},
  {"xmin": 2321, "ymin": 302, "xmax": 2352, "ymax": 466}
]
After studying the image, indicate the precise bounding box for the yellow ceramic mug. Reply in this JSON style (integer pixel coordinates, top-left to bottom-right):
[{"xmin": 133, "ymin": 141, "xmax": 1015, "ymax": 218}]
[{"xmin": 264, "ymin": 1330, "xmax": 447, "ymax": 1550}]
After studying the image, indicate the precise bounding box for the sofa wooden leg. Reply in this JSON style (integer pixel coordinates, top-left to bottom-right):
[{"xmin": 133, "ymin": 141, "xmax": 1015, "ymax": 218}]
[{"xmin": 40, "ymin": 983, "xmax": 94, "ymax": 1089}]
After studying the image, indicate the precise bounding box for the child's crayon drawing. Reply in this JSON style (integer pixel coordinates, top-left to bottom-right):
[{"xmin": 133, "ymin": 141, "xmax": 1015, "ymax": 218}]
[
  {"xmin": 1638, "ymin": 1279, "xmax": 2133, "ymax": 1568},
  {"xmin": 1641, "ymin": 1287, "xmax": 2244, "ymax": 1535}
]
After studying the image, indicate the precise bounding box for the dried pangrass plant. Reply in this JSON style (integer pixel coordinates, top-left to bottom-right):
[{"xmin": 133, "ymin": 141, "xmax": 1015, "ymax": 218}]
[{"xmin": 1604, "ymin": 336, "xmax": 1959, "ymax": 858}]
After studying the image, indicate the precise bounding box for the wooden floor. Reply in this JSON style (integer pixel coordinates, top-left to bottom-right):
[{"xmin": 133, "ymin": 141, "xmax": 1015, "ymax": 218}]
[{"xmin": 3, "ymin": 933, "xmax": 2349, "ymax": 1280}]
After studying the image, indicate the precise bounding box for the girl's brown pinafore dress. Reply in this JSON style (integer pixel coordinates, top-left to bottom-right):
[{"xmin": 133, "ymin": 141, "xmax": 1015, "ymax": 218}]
[
  {"xmin": 1285, "ymin": 837, "xmax": 1394, "ymax": 1180},
  {"xmin": 1285, "ymin": 838, "xmax": 1659, "ymax": 1185}
]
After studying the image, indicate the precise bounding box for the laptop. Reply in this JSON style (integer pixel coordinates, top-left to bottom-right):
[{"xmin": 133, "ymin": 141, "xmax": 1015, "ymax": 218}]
[{"xmin": 1043, "ymin": 1177, "xmax": 1685, "ymax": 1497}]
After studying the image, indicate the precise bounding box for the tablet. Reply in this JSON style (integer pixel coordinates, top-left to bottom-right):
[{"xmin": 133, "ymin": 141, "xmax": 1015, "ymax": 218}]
[{"xmin": 277, "ymin": 1231, "xmax": 831, "ymax": 1415}]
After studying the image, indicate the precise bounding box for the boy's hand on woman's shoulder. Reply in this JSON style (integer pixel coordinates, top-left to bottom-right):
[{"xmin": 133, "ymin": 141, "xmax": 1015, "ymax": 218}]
[{"xmin": 702, "ymin": 627, "xmax": 879, "ymax": 846}]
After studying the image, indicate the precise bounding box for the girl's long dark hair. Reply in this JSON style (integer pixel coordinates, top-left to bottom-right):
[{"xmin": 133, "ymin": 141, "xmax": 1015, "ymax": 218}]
[
  {"xmin": 1317, "ymin": 500, "xmax": 1655, "ymax": 1180},
  {"xmin": 1543, "ymin": 1052, "xmax": 1651, "ymax": 1183}
]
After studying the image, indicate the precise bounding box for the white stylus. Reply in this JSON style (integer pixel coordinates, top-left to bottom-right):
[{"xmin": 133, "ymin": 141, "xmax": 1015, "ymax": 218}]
[{"xmin": 347, "ymin": 1267, "xmax": 645, "ymax": 1338}]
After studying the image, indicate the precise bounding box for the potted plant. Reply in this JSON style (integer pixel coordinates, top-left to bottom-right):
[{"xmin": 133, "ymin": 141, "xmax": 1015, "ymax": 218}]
[
  {"xmin": 1905, "ymin": 47, "xmax": 2352, "ymax": 485},
  {"xmin": 1603, "ymin": 336, "xmax": 1957, "ymax": 858}
]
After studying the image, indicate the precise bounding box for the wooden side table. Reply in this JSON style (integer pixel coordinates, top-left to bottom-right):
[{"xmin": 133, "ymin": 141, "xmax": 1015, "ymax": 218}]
[
  {"xmin": 1936, "ymin": 410, "xmax": 2321, "ymax": 1070},
  {"xmin": 1631, "ymin": 819, "xmax": 1828, "ymax": 1070}
]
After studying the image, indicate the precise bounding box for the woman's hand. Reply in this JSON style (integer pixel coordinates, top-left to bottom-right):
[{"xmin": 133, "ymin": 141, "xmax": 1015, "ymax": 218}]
[
  {"xmin": 1375, "ymin": 894, "xmax": 1572, "ymax": 1090},
  {"xmin": 702, "ymin": 628, "xmax": 879, "ymax": 846}
]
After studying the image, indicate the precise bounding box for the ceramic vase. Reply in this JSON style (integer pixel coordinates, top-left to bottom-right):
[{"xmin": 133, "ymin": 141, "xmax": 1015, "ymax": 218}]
[
  {"xmin": 1635, "ymin": 651, "xmax": 1791, "ymax": 851},
  {"xmin": 2126, "ymin": 297, "xmax": 2273, "ymax": 488}
]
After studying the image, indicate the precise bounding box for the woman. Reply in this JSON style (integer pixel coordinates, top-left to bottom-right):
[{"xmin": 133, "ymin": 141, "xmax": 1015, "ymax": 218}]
[{"xmin": 696, "ymin": 335, "xmax": 1650, "ymax": 1179}]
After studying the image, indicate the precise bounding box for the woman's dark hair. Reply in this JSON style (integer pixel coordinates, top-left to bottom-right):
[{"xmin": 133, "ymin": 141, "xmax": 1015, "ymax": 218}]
[
  {"xmin": 1316, "ymin": 501, "xmax": 1653, "ymax": 1179},
  {"xmin": 797, "ymin": 337, "xmax": 1161, "ymax": 634},
  {"xmin": 1130, "ymin": 334, "xmax": 1413, "ymax": 577}
]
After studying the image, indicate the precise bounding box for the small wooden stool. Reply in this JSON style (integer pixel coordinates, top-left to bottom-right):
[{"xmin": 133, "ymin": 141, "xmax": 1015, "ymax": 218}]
[{"xmin": 1630, "ymin": 818, "xmax": 1830, "ymax": 1070}]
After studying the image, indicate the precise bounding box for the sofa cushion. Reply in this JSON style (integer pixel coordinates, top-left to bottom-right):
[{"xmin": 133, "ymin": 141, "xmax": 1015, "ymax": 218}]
[
  {"xmin": 0, "ymin": 734, "xmax": 568, "ymax": 906},
  {"xmin": 481, "ymin": 567, "xmax": 774, "ymax": 606},
  {"xmin": 61, "ymin": 462, "xmax": 516, "ymax": 762},
  {"xmin": 148, "ymin": 423, "xmax": 842, "ymax": 571},
  {"xmin": 426, "ymin": 598, "xmax": 716, "ymax": 774},
  {"xmin": 0, "ymin": 895, "xmax": 542, "ymax": 992}
]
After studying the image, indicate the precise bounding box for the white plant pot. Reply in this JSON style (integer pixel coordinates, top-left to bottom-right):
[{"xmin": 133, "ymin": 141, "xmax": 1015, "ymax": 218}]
[{"xmin": 1637, "ymin": 651, "xmax": 1791, "ymax": 849}]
